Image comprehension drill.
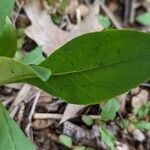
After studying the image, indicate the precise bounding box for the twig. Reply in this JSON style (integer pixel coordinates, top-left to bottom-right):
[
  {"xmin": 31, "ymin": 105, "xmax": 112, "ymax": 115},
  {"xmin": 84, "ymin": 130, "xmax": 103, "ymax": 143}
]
[
  {"xmin": 34, "ymin": 113, "xmax": 101, "ymax": 120},
  {"xmin": 17, "ymin": 102, "xmax": 25, "ymax": 125},
  {"xmin": 13, "ymin": 0, "xmax": 25, "ymax": 25},
  {"xmin": 9, "ymin": 84, "xmax": 32, "ymax": 117},
  {"xmin": 28, "ymin": 92, "xmax": 41, "ymax": 122},
  {"xmin": 25, "ymin": 91, "xmax": 41, "ymax": 139},
  {"xmin": 124, "ymin": 0, "xmax": 132, "ymax": 26},
  {"xmin": 99, "ymin": 2, "xmax": 122, "ymax": 29}
]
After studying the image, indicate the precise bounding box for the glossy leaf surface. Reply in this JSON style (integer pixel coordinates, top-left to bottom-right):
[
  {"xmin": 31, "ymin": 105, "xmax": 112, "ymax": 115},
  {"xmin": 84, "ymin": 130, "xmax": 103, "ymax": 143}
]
[
  {"xmin": 26, "ymin": 30, "xmax": 150, "ymax": 104},
  {"xmin": 1, "ymin": 30, "xmax": 150, "ymax": 105}
]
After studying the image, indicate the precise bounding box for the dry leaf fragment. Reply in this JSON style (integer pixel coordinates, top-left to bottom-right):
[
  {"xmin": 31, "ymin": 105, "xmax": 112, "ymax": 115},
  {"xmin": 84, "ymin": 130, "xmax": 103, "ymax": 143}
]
[
  {"xmin": 24, "ymin": 0, "xmax": 102, "ymax": 55},
  {"xmin": 132, "ymin": 89, "xmax": 149, "ymax": 109},
  {"xmin": 59, "ymin": 104, "xmax": 85, "ymax": 124}
]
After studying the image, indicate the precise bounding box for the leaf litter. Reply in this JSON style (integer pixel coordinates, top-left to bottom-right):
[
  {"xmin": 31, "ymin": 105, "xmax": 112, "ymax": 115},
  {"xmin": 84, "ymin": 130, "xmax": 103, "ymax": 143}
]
[{"xmin": 1, "ymin": 0, "xmax": 150, "ymax": 149}]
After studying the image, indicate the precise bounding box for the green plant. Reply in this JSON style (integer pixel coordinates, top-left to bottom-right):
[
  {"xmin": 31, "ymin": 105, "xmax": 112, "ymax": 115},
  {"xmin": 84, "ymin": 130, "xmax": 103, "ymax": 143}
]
[
  {"xmin": 136, "ymin": 12, "xmax": 150, "ymax": 26},
  {"xmin": 1, "ymin": 1, "xmax": 150, "ymax": 149}
]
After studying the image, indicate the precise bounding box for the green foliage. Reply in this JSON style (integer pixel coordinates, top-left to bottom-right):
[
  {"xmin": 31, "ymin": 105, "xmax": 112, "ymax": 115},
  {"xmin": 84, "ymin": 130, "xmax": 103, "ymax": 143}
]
[
  {"xmin": 136, "ymin": 12, "xmax": 150, "ymax": 26},
  {"xmin": 20, "ymin": 47, "xmax": 46, "ymax": 65},
  {"xmin": 82, "ymin": 115, "xmax": 93, "ymax": 126},
  {"xmin": 117, "ymin": 119, "xmax": 130, "ymax": 129},
  {"xmin": 0, "ymin": 57, "xmax": 51, "ymax": 83},
  {"xmin": 134, "ymin": 121, "xmax": 150, "ymax": 131},
  {"xmin": 97, "ymin": 15, "xmax": 111, "ymax": 29},
  {"xmin": 59, "ymin": 0, "xmax": 68, "ymax": 13},
  {"xmin": 16, "ymin": 28, "xmax": 25, "ymax": 50},
  {"xmin": 1, "ymin": 30, "xmax": 150, "ymax": 104},
  {"xmin": 0, "ymin": 18, "xmax": 17, "ymax": 57},
  {"xmin": 101, "ymin": 98, "xmax": 120, "ymax": 121},
  {"xmin": 20, "ymin": 29, "xmax": 150, "ymax": 104},
  {"xmin": 133, "ymin": 102, "xmax": 150, "ymax": 119},
  {"xmin": 99, "ymin": 127, "xmax": 116, "ymax": 150},
  {"xmin": 59, "ymin": 134, "xmax": 72, "ymax": 148},
  {"xmin": 1, "ymin": 2, "xmax": 150, "ymax": 148},
  {"xmin": 0, "ymin": 0, "xmax": 15, "ymax": 33},
  {"xmin": 51, "ymin": 14, "xmax": 62, "ymax": 25},
  {"xmin": 0, "ymin": 102, "xmax": 35, "ymax": 150}
]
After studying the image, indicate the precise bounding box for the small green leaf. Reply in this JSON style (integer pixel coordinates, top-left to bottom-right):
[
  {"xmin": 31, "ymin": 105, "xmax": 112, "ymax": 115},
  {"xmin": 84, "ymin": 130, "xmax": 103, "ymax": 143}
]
[
  {"xmin": 0, "ymin": 0, "xmax": 15, "ymax": 33},
  {"xmin": 136, "ymin": 12, "xmax": 150, "ymax": 26},
  {"xmin": 101, "ymin": 98, "xmax": 120, "ymax": 121},
  {"xmin": 59, "ymin": 0, "xmax": 68, "ymax": 13},
  {"xmin": 51, "ymin": 14, "xmax": 62, "ymax": 25},
  {"xmin": 99, "ymin": 127, "xmax": 116, "ymax": 150},
  {"xmin": 133, "ymin": 102, "xmax": 150, "ymax": 119},
  {"xmin": 0, "ymin": 18, "xmax": 17, "ymax": 57},
  {"xmin": 82, "ymin": 115, "xmax": 93, "ymax": 126},
  {"xmin": 20, "ymin": 47, "xmax": 46, "ymax": 65},
  {"xmin": 16, "ymin": 28, "xmax": 25, "ymax": 50},
  {"xmin": 117, "ymin": 119, "xmax": 130, "ymax": 129},
  {"xmin": 0, "ymin": 102, "xmax": 35, "ymax": 150},
  {"xmin": 134, "ymin": 121, "xmax": 150, "ymax": 131},
  {"xmin": 97, "ymin": 15, "xmax": 111, "ymax": 29},
  {"xmin": 59, "ymin": 134, "xmax": 72, "ymax": 148},
  {"xmin": 0, "ymin": 57, "xmax": 51, "ymax": 84}
]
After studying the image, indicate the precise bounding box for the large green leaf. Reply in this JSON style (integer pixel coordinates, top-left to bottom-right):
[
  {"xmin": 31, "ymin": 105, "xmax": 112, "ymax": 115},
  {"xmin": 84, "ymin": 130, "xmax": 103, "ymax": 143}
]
[
  {"xmin": 1, "ymin": 30, "xmax": 150, "ymax": 105},
  {"xmin": 0, "ymin": 102, "xmax": 35, "ymax": 150},
  {"xmin": 23, "ymin": 30, "xmax": 150, "ymax": 104},
  {"xmin": 0, "ymin": 0, "xmax": 15, "ymax": 33},
  {"xmin": 0, "ymin": 18, "xmax": 17, "ymax": 57},
  {"xmin": 20, "ymin": 47, "xmax": 46, "ymax": 65}
]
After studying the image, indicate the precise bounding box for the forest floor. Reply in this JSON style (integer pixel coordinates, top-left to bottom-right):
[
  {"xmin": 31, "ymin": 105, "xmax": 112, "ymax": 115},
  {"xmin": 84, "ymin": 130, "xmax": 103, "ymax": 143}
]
[{"xmin": 1, "ymin": 0, "xmax": 150, "ymax": 149}]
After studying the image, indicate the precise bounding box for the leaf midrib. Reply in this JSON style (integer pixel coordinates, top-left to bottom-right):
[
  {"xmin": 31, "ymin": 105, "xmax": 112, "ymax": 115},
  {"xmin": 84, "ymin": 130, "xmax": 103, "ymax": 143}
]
[{"xmin": 52, "ymin": 54, "xmax": 150, "ymax": 76}]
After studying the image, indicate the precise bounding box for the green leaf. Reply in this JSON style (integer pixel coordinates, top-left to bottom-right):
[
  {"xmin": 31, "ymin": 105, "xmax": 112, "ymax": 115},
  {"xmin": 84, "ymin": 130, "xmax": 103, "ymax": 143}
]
[
  {"xmin": 117, "ymin": 119, "xmax": 130, "ymax": 129},
  {"xmin": 0, "ymin": 57, "xmax": 51, "ymax": 83},
  {"xmin": 59, "ymin": 0, "xmax": 68, "ymax": 13},
  {"xmin": 99, "ymin": 127, "xmax": 116, "ymax": 150},
  {"xmin": 134, "ymin": 121, "xmax": 150, "ymax": 131},
  {"xmin": 20, "ymin": 47, "xmax": 46, "ymax": 65},
  {"xmin": 0, "ymin": 102, "xmax": 35, "ymax": 150},
  {"xmin": 16, "ymin": 28, "xmax": 25, "ymax": 50},
  {"xmin": 0, "ymin": 18, "xmax": 17, "ymax": 57},
  {"xmin": 82, "ymin": 115, "xmax": 93, "ymax": 126},
  {"xmin": 59, "ymin": 134, "xmax": 72, "ymax": 148},
  {"xmin": 101, "ymin": 98, "xmax": 120, "ymax": 121},
  {"xmin": 22, "ymin": 29, "xmax": 150, "ymax": 104},
  {"xmin": 1, "ymin": 30, "xmax": 150, "ymax": 105},
  {"xmin": 97, "ymin": 15, "xmax": 111, "ymax": 29},
  {"xmin": 136, "ymin": 12, "xmax": 150, "ymax": 26},
  {"xmin": 0, "ymin": 0, "xmax": 15, "ymax": 33},
  {"xmin": 133, "ymin": 102, "xmax": 150, "ymax": 119}
]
